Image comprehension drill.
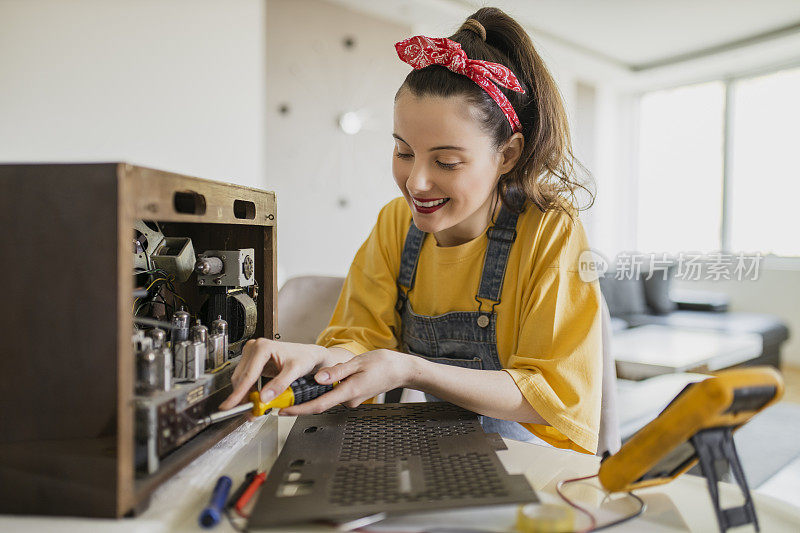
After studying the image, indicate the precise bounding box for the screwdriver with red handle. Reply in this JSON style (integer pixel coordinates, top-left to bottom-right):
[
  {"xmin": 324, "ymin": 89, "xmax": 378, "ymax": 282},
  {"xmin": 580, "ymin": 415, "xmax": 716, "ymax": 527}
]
[
  {"xmin": 233, "ymin": 471, "xmax": 267, "ymax": 516},
  {"xmin": 225, "ymin": 469, "xmax": 267, "ymax": 517}
]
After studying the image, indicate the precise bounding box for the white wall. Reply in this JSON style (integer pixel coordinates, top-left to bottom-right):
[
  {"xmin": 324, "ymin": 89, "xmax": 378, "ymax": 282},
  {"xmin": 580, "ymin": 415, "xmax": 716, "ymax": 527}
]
[
  {"xmin": 527, "ymin": 33, "xmax": 635, "ymax": 259},
  {"xmin": 264, "ymin": 0, "xmax": 411, "ymax": 282},
  {"xmin": 0, "ymin": 0, "xmax": 267, "ymax": 188}
]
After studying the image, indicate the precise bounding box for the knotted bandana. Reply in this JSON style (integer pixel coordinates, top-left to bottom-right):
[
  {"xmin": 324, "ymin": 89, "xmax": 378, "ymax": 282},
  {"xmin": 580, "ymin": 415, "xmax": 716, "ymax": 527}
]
[{"xmin": 395, "ymin": 35, "xmax": 525, "ymax": 133}]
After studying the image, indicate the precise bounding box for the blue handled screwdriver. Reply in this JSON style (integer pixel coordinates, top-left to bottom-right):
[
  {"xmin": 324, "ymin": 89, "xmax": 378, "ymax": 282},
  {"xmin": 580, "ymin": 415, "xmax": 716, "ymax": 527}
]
[{"xmin": 199, "ymin": 475, "xmax": 232, "ymax": 528}]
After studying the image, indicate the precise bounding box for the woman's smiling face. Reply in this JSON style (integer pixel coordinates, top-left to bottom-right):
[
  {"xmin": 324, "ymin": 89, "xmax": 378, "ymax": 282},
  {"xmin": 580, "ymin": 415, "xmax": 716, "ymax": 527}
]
[{"xmin": 392, "ymin": 90, "xmax": 520, "ymax": 247}]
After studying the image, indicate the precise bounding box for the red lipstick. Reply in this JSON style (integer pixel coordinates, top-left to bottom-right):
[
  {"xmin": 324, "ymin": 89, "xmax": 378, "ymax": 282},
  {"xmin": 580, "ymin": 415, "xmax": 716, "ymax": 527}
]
[{"xmin": 411, "ymin": 196, "xmax": 450, "ymax": 214}]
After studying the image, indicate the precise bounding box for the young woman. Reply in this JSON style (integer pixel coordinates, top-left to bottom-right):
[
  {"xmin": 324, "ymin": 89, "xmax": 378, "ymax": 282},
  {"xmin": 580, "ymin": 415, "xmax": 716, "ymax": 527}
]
[{"xmin": 220, "ymin": 7, "xmax": 602, "ymax": 454}]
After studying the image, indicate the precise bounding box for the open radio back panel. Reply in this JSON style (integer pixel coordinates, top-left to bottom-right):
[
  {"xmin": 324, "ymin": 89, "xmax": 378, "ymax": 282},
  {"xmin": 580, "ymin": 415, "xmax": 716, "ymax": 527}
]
[{"xmin": 0, "ymin": 163, "xmax": 278, "ymax": 517}]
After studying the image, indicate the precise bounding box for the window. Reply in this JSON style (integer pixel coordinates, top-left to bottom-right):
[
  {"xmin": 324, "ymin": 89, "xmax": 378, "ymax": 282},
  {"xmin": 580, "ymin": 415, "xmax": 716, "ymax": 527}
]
[
  {"xmin": 636, "ymin": 66, "xmax": 800, "ymax": 259},
  {"xmin": 729, "ymin": 67, "xmax": 800, "ymax": 257},
  {"xmin": 636, "ymin": 82, "xmax": 725, "ymax": 255}
]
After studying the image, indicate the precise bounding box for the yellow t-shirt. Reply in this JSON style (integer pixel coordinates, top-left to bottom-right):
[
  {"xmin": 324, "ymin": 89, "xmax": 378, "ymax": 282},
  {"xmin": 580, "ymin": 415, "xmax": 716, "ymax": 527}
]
[{"xmin": 315, "ymin": 196, "xmax": 603, "ymax": 454}]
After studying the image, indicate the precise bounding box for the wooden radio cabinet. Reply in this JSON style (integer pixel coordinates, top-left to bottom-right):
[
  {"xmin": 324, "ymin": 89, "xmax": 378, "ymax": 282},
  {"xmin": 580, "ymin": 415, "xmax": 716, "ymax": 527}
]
[{"xmin": 0, "ymin": 163, "xmax": 278, "ymax": 517}]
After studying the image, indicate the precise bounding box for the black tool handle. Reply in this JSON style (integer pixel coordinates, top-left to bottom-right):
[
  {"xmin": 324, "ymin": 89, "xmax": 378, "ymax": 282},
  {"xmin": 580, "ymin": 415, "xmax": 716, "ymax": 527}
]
[
  {"xmin": 290, "ymin": 376, "xmax": 334, "ymax": 404},
  {"xmin": 227, "ymin": 470, "xmax": 257, "ymax": 510}
]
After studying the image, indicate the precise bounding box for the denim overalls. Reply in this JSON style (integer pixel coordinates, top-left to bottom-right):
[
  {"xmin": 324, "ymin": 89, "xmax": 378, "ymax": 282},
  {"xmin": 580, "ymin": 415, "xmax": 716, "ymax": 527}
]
[{"xmin": 395, "ymin": 204, "xmax": 543, "ymax": 443}]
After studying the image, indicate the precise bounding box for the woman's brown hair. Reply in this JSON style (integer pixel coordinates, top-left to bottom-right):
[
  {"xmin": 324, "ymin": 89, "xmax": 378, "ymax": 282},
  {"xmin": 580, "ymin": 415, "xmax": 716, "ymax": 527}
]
[{"xmin": 397, "ymin": 7, "xmax": 595, "ymax": 220}]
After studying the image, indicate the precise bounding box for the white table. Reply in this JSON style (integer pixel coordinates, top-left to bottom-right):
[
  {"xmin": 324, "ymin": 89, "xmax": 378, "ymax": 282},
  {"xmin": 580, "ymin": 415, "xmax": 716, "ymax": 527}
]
[
  {"xmin": 2, "ymin": 412, "xmax": 799, "ymax": 532},
  {"xmin": 613, "ymin": 324, "xmax": 763, "ymax": 380}
]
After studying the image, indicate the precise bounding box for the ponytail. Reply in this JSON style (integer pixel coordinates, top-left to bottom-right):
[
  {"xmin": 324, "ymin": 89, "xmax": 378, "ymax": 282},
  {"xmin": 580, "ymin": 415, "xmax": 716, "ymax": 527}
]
[{"xmin": 398, "ymin": 7, "xmax": 595, "ymax": 220}]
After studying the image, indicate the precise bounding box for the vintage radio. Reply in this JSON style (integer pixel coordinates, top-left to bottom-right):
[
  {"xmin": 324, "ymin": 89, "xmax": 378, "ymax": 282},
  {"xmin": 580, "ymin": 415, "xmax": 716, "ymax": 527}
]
[{"xmin": 0, "ymin": 163, "xmax": 278, "ymax": 517}]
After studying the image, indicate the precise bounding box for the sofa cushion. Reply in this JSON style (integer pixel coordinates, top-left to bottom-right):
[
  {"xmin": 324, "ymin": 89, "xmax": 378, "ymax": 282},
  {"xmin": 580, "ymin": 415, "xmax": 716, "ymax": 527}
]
[
  {"xmin": 609, "ymin": 317, "xmax": 629, "ymax": 334},
  {"xmin": 670, "ymin": 288, "xmax": 729, "ymax": 312},
  {"xmin": 631, "ymin": 310, "xmax": 790, "ymax": 348},
  {"xmin": 598, "ymin": 275, "xmax": 648, "ymax": 318},
  {"xmin": 641, "ymin": 265, "xmax": 677, "ymax": 315}
]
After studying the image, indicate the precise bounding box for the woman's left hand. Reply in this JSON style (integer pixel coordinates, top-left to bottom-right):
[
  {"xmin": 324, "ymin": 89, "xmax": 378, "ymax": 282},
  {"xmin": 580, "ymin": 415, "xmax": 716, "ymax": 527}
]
[{"xmin": 277, "ymin": 349, "xmax": 414, "ymax": 416}]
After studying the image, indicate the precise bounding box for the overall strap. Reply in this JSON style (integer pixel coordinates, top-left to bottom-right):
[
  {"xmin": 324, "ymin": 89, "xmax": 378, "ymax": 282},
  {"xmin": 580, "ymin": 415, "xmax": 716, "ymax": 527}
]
[
  {"xmin": 476, "ymin": 203, "xmax": 520, "ymax": 303},
  {"xmin": 397, "ymin": 219, "xmax": 425, "ymax": 292}
]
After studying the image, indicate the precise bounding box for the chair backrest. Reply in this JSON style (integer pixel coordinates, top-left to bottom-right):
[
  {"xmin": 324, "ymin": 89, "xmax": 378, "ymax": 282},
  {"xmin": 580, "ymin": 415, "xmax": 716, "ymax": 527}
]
[
  {"xmin": 277, "ymin": 275, "xmax": 347, "ymax": 344},
  {"xmin": 598, "ymin": 292, "xmax": 621, "ymax": 455},
  {"xmin": 278, "ymin": 275, "xmax": 621, "ymax": 455}
]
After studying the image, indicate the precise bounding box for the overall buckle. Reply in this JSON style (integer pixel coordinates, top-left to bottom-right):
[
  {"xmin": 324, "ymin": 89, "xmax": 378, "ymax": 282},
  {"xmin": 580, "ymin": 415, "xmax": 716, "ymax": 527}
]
[{"xmin": 487, "ymin": 226, "xmax": 517, "ymax": 243}]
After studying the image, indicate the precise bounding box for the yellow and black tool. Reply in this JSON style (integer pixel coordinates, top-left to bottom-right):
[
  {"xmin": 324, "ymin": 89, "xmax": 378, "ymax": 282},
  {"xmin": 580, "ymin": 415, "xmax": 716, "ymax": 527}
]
[
  {"xmin": 202, "ymin": 375, "xmax": 335, "ymax": 426},
  {"xmin": 599, "ymin": 366, "xmax": 783, "ymax": 533}
]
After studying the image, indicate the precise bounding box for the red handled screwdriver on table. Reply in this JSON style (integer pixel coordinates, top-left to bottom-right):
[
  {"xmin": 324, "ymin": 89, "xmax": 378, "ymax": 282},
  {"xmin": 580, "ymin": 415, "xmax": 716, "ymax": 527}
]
[{"xmin": 200, "ymin": 375, "xmax": 335, "ymax": 426}]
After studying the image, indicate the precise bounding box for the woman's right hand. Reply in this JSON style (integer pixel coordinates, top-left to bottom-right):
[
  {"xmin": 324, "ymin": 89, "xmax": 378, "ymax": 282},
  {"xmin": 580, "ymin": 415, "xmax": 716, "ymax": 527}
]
[{"xmin": 218, "ymin": 338, "xmax": 332, "ymax": 410}]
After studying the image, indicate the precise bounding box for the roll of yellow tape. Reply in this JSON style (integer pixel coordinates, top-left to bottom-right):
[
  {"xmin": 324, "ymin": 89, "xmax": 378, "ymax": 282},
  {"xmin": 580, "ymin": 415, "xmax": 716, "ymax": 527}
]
[{"xmin": 515, "ymin": 503, "xmax": 574, "ymax": 533}]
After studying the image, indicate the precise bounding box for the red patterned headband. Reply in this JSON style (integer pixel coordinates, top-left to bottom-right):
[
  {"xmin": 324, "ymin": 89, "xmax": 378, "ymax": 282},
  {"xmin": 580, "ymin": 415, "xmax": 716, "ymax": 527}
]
[{"xmin": 395, "ymin": 35, "xmax": 525, "ymax": 133}]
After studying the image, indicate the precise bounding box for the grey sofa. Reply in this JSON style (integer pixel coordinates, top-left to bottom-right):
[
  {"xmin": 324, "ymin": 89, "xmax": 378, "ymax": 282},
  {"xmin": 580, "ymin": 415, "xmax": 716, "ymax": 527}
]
[{"xmin": 598, "ymin": 266, "xmax": 790, "ymax": 369}]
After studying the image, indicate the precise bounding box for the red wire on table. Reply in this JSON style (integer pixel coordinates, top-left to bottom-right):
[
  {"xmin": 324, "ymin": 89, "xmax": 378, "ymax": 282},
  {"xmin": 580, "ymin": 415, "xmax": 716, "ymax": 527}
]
[{"xmin": 555, "ymin": 473, "xmax": 599, "ymax": 533}]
